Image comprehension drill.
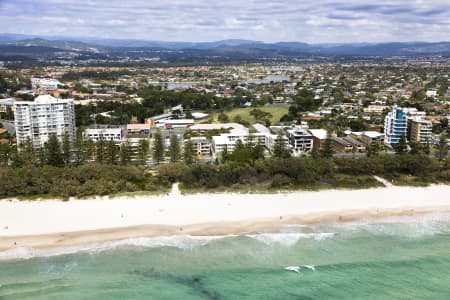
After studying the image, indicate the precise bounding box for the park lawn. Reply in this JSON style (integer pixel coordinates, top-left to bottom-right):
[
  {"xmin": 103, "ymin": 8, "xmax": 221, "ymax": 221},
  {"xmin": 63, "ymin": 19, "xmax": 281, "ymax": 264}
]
[{"xmin": 210, "ymin": 106, "xmax": 288, "ymax": 125}]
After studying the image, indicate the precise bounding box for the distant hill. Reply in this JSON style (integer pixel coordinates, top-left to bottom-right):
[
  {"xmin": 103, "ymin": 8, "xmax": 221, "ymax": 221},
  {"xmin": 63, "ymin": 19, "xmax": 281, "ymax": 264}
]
[{"xmin": 0, "ymin": 33, "xmax": 449, "ymax": 62}]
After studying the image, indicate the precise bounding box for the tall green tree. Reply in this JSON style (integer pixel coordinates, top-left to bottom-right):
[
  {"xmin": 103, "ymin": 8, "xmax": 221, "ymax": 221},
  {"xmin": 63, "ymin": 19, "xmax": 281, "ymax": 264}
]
[
  {"xmin": 168, "ymin": 135, "xmax": 181, "ymax": 162},
  {"xmin": 221, "ymin": 144, "xmax": 229, "ymax": 163},
  {"xmin": 0, "ymin": 143, "xmax": 11, "ymax": 166},
  {"xmin": 62, "ymin": 132, "xmax": 72, "ymax": 166},
  {"xmin": 320, "ymin": 134, "xmax": 335, "ymax": 159},
  {"xmin": 106, "ymin": 139, "xmax": 118, "ymax": 164},
  {"xmin": 44, "ymin": 133, "xmax": 64, "ymax": 167},
  {"xmin": 436, "ymin": 133, "xmax": 449, "ymax": 161},
  {"xmin": 272, "ymin": 132, "xmax": 291, "ymax": 158},
  {"xmin": 84, "ymin": 139, "xmax": 95, "ymax": 162},
  {"xmin": 73, "ymin": 128, "xmax": 85, "ymax": 165},
  {"xmin": 152, "ymin": 131, "xmax": 164, "ymax": 163},
  {"xmin": 12, "ymin": 137, "xmax": 37, "ymax": 167},
  {"xmin": 138, "ymin": 139, "xmax": 150, "ymax": 163},
  {"xmin": 409, "ymin": 142, "xmax": 422, "ymax": 155},
  {"xmin": 96, "ymin": 138, "xmax": 106, "ymax": 163},
  {"xmin": 394, "ymin": 135, "xmax": 408, "ymax": 155},
  {"xmin": 120, "ymin": 140, "xmax": 132, "ymax": 165},
  {"xmin": 366, "ymin": 142, "xmax": 380, "ymax": 157},
  {"xmin": 183, "ymin": 140, "xmax": 194, "ymax": 164}
]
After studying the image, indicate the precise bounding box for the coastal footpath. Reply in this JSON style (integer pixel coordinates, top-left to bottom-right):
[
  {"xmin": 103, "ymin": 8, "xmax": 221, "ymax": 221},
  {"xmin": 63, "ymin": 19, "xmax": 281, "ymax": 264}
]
[{"xmin": 1, "ymin": 184, "xmax": 450, "ymax": 252}]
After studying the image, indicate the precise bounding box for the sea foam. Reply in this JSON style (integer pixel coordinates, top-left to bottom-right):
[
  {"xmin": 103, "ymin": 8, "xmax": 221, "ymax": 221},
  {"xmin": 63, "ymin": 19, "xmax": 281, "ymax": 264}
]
[
  {"xmin": 246, "ymin": 232, "xmax": 335, "ymax": 246},
  {"xmin": 0, "ymin": 235, "xmax": 235, "ymax": 261}
]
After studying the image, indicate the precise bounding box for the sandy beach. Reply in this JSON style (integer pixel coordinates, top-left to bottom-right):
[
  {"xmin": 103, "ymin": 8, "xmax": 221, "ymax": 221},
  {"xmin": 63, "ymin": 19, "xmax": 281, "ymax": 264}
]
[{"xmin": 1, "ymin": 184, "xmax": 450, "ymax": 251}]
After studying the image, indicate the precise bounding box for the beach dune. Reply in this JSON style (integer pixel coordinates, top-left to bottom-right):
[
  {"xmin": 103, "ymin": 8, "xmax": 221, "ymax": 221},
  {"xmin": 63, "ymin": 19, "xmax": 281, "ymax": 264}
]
[{"xmin": 1, "ymin": 185, "xmax": 450, "ymax": 251}]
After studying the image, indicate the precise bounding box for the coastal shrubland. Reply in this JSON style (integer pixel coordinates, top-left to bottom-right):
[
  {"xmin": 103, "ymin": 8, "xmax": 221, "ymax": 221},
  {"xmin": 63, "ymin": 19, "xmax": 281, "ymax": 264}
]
[
  {"xmin": 0, "ymin": 164, "xmax": 169, "ymax": 199},
  {"xmin": 158, "ymin": 154, "xmax": 450, "ymax": 192},
  {"xmin": 0, "ymin": 134, "xmax": 449, "ymax": 199}
]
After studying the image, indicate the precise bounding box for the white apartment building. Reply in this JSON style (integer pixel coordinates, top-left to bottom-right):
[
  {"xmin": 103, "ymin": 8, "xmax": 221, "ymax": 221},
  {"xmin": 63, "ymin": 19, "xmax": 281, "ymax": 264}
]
[
  {"xmin": 211, "ymin": 132, "xmax": 288, "ymax": 156},
  {"xmin": 190, "ymin": 137, "xmax": 211, "ymax": 155},
  {"xmin": 31, "ymin": 78, "xmax": 61, "ymax": 90},
  {"xmin": 83, "ymin": 126, "xmax": 124, "ymax": 143},
  {"xmin": 14, "ymin": 95, "xmax": 76, "ymax": 149},
  {"xmin": 286, "ymin": 127, "xmax": 314, "ymax": 155}
]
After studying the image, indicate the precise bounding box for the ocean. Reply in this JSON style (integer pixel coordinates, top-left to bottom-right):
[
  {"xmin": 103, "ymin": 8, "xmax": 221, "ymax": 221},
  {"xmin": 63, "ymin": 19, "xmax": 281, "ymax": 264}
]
[{"xmin": 0, "ymin": 214, "xmax": 449, "ymax": 299}]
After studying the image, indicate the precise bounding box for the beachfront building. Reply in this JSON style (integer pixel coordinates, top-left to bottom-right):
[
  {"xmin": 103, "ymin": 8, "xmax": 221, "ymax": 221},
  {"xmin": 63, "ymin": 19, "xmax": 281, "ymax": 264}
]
[
  {"xmin": 350, "ymin": 131, "xmax": 385, "ymax": 148},
  {"xmin": 14, "ymin": 95, "xmax": 76, "ymax": 149},
  {"xmin": 126, "ymin": 123, "xmax": 151, "ymax": 136},
  {"xmin": 308, "ymin": 129, "xmax": 327, "ymax": 151},
  {"xmin": 147, "ymin": 104, "xmax": 185, "ymax": 126},
  {"xmin": 155, "ymin": 119, "xmax": 194, "ymax": 129},
  {"xmin": 332, "ymin": 137, "xmax": 354, "ymax": 152},
  {"xmin": 407, "ymin": 117, "xmax": 432, "ymax": 144},
  {"xmin": 384, "ymin": 107, "xmax": 409, "ymax": 144},
  {"xmin": 190, "ymin": 137, "xmax": 211, "ymax": 156},
  {"xmin": 211, "ymin": 131, "xmax": 288, "ymax": 156},
  {"xmin": 83, "ymin": 126, "xmax": 124, "ymax": 143},
  {"xmin": 286, "ymin": 126, "xmax": 313, "ymax": 155},
  {"xmin": 190, "ymin": 123, "xmax": 248, "ymax": 135},
  {"xmin": 384, "ymin": 106, "xmax": 430, "ymax": 145}
]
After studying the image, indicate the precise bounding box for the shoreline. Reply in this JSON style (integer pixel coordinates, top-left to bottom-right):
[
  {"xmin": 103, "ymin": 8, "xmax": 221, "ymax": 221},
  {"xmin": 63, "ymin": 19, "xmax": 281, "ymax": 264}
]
[
  {"xmin": 1, "ymin": 206, "xmax": 450, "ymax": 253},
  {"xmin": 1, "ymin": 184, "xmax": 450, "ymax": 252}
]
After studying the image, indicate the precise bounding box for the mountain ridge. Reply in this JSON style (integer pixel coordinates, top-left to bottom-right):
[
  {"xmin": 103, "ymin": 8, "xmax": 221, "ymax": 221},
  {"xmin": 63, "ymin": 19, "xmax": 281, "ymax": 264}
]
[{"xmin": 1, "ymin": 33, "xmax": 450, "ymax": 60}]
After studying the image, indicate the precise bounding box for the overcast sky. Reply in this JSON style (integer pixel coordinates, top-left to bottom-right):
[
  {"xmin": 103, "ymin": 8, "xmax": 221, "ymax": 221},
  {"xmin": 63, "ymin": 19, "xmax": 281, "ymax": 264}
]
[{"xmin": 1, "ymin": 0, "xmax": 449, "ymax": 43}]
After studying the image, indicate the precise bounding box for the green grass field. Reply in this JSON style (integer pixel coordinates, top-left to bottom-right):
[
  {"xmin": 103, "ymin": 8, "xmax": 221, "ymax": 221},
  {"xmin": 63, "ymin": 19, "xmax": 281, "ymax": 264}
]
[{"xmin": 209, "ymin": 106, "xmax": 288, "ymax": 125}]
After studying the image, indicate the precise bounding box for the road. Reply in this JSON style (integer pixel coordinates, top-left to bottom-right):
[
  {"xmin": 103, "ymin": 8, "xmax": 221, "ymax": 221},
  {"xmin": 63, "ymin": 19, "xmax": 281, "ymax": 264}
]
[{"xmin": 0, "ymin": 119, "xmax": 15, "ymax": 135}]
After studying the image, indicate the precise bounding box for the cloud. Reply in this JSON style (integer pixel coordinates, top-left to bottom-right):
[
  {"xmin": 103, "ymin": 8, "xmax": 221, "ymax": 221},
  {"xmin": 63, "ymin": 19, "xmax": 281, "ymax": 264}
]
[{"xmin": 0, "ymin": 0, "xmax": 449, "ymax": 43}]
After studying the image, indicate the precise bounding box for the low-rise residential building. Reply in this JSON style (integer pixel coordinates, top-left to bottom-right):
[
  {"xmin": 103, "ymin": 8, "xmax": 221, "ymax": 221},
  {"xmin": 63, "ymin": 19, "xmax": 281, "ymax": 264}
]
[
  {"xmin": 308, "ymin": 129, "xmax": 327, "ymax": 151},
  {"xmin": 127, "ymin": 123, "xmax": 151, "ymax": 136},
  {"xmin": 0, "ymin": 98, "xmax": 15, "ymax": 115},
  {"xmin": 190, "ymin": 123, "xmax": 248, "ymax": 135},
  {"xmin": 190, "ymin": 137, "xmax": 211, "ymax": 155},
  {"xmin": 363, "ymin": 105, "xmax": 389, "ymax": 114},
  {"xmin": 342, "ymin": 136, "xmax": 366, "ymax": 152},
  {"xmin": 83, "ymin": 126, "xmax": 124, "ymax": 143},
  {"xmin": 332, "ymin": 137, "xmax": 354, "ymax": 152},
  {"xmin": 156, "ymin": 119, "xmax": 194, "ymax": 129},
  {"xmin": 31, "ymin": 78, "xmax": 61, "ymax": 90},
  {"xmin": 286, "ymin": 127, "xmax": 313, "ymax": 155},
  {"xmin": 350, "ymin": 131, "xmax": 385, "ymax": 147}
]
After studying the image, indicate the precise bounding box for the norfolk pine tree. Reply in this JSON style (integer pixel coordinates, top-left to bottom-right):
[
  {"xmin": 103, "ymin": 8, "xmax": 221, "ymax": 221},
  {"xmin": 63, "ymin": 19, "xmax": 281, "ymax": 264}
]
[
  {"xmin": 168, "ymin": 134, "xmax": 181, "ymax": 162},
  {"xmin": 183, "ymin": 140, "xmax": 194, "ymax": 164},
  {"xmin": 62, "ymin": 132, "xmax": 72, "ymax": 166},
  {"xmin": 44, "ymin": 133, "xmax": 64, "ymax": 167},
  {"xmin": 138, "ymin": 139, "xmax": 150, "ymax": 163},
  {"xmin": 152, "ymin": 131, "xmax": 164, "ymax": 163}
]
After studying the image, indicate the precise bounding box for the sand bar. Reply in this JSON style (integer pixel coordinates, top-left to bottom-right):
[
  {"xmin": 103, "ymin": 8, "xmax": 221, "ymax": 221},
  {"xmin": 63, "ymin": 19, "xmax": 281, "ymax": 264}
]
[{"xmin": 1, "ymin": 185, "xmax": 450, "ymax": 251}]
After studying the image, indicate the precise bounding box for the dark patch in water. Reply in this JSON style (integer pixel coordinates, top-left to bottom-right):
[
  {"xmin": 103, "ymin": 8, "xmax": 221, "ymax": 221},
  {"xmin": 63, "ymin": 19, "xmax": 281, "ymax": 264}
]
[{"xmin": 129, "ymin": 269, "xmax": 221, "ymax": 299}]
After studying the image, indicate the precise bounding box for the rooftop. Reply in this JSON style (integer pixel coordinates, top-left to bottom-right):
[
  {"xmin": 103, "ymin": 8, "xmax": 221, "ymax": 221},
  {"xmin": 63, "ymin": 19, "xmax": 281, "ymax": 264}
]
[{"xmin": 308, "ymin": 129, "xmax": 328, "ymax": 140}]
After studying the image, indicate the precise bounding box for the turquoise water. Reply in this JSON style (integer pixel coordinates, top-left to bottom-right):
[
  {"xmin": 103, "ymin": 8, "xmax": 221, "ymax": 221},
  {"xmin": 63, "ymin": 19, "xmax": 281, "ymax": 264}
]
[{"xmin": 1, "ymin": 214, "xmax": 449, "ymax": 299}]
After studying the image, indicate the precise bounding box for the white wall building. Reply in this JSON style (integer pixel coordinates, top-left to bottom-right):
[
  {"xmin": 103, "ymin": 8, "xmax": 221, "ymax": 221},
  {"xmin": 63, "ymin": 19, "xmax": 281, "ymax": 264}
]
[
  {"xmin": 83, "ymin": 126, "xmax": 124, "ymax": 143},
  {"xmin": 190, "ymin": 137, "xmax": 211, "ymax": 155},
  {"xmin": 31, "ymin": 78, "xmax": 61, "ymax": 90},
  {"xmin": 14, "ymin": 95, "xmax": 76, "ymax": 149},
  {"xmin": 286, "ymin": 127, "xmax": 314, "ymax": 155},
  {"xmin": 211, "ymin": 132, "xmax": 287, "ymax": 156}
]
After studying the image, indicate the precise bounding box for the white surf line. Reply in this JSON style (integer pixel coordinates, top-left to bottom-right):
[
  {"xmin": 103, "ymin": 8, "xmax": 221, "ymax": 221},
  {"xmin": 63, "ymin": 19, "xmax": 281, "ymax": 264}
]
[{"xmin": 373, "ymin": 175, "xmax": 393, "ymax": 187}]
